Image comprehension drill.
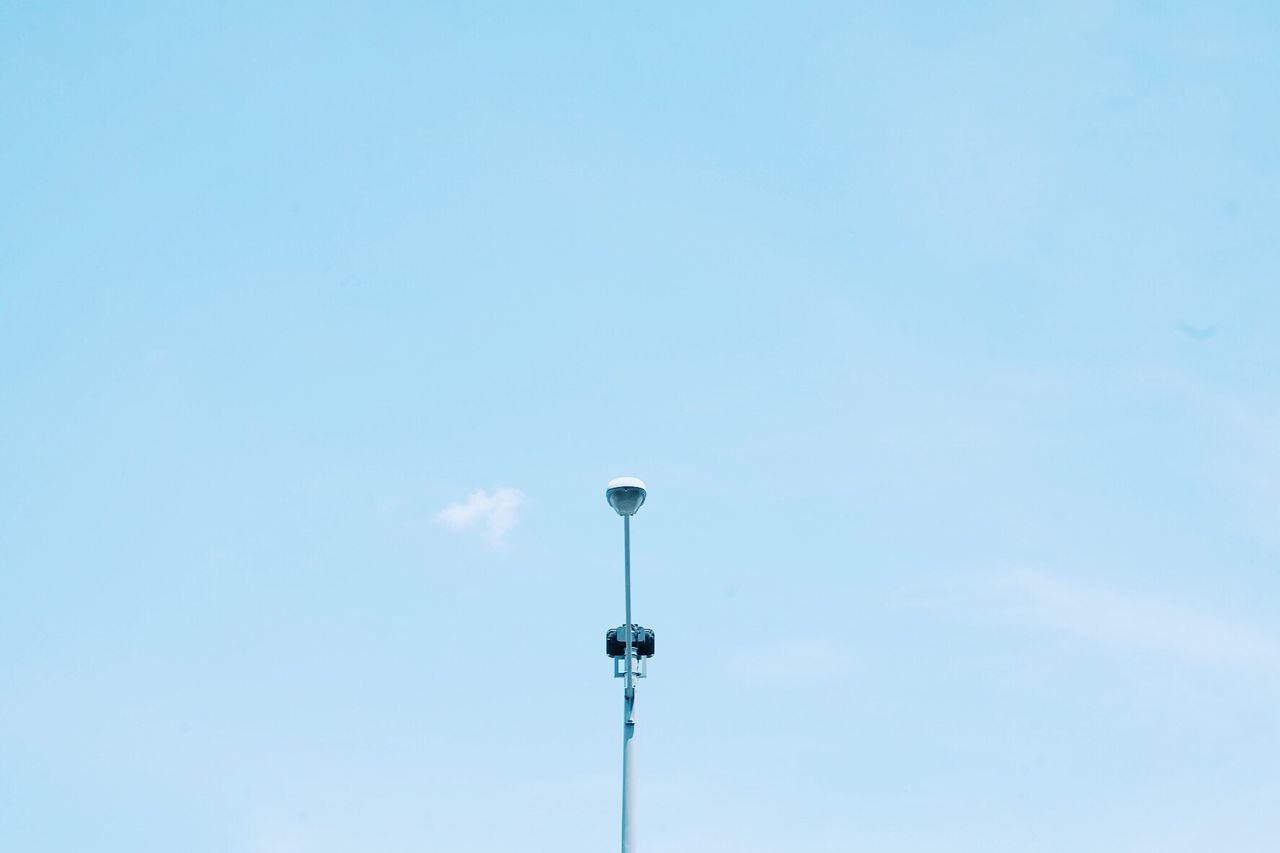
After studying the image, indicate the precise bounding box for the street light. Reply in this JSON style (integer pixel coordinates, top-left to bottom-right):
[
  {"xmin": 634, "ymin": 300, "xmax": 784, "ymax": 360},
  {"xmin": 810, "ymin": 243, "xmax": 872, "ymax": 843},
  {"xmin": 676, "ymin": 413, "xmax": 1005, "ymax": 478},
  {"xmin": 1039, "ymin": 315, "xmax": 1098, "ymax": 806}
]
[{"xmin": 604, "ymin": 476, "xmax": 652, "ymax": 853}]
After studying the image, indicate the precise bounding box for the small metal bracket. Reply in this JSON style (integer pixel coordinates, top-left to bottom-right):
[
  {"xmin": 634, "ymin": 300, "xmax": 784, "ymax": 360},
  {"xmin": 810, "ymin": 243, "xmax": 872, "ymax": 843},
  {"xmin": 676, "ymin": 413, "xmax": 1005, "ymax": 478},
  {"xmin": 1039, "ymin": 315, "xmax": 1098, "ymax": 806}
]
[{"xmin": 612, "ymin": 651, "xmax": 648, "ymax": 679}]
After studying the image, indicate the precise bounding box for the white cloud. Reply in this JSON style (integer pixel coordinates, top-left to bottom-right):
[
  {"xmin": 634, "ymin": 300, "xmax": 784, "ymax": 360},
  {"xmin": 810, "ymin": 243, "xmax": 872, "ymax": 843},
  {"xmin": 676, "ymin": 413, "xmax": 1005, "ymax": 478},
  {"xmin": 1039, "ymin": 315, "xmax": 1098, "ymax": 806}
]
[
  {"xmin": 435, "ymin": 487, "xmax": 526, "ymax": 544},
  {"xmin": 989, "ymin": 567, "xmax": 1280, "ymax": 670}
]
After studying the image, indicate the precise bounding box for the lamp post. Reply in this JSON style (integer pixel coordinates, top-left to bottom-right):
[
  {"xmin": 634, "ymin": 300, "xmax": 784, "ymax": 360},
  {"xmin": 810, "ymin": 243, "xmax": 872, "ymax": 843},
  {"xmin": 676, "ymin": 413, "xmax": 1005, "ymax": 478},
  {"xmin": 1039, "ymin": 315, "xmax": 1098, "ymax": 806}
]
[{"xmin": 605, "ymin": 476, "xmax": 652, "ymax": 853}]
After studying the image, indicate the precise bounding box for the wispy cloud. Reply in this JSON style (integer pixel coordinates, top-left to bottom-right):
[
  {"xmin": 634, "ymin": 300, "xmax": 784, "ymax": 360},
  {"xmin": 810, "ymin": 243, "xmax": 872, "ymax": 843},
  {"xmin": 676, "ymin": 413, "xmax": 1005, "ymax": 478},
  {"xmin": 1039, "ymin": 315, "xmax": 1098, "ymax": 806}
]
[
  {"xmin": 435, "ymin": 487, "xmax": 526, "ymax": 544},
  {"xmin": 1176, "ymin": 322, "xmax": 1217, "ymax": 341},
  {"xmin": 987, "ymin": 567, "xmax": 1279, "ymax": 670},
  {"xmin": 1126, "ymin": 368, "xmax": 1280, "ymax": 543},
  {"xmin": 248, "ymin": 817, "xmax": 309, "ymax": 853},
  {"xmin": 726, "ymin": 635, "xmax": 855, "ymax": 687}
]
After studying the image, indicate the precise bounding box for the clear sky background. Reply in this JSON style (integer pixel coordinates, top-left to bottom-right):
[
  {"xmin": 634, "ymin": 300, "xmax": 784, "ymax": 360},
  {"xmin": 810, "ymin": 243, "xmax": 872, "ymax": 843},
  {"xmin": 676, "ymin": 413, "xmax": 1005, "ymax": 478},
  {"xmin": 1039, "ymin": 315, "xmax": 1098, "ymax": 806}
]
[{"xmin": 3, "ymin": 3, "xmax": 1279, "ymax": 851}]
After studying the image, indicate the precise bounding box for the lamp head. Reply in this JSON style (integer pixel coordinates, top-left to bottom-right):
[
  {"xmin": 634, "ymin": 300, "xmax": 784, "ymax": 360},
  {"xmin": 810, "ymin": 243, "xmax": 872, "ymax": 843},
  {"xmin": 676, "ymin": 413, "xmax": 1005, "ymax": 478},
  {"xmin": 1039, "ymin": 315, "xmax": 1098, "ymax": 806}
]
[{"xmin": 606, "ymin": 476, "xmax": 647, "ymax": 516}]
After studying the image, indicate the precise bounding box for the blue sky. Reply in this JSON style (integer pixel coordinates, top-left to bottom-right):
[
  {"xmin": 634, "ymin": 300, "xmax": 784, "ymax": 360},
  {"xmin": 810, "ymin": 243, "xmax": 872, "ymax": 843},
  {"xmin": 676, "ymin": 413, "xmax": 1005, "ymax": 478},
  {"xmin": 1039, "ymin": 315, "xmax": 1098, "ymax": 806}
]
[{"xmin": 2, "ymin": 2, "xmax": 1279, "ymax": 851}]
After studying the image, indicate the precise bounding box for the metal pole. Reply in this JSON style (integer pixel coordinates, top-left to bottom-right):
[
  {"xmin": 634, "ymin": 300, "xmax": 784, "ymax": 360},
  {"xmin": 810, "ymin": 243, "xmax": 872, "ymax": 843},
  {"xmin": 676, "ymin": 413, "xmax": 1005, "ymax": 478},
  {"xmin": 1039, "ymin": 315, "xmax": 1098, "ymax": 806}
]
[
  {"xmin": 623, "ymin": 515, "xmax": 634, "ymax": 688},
  {"xmin": 622, "ymin": 687, "xmax": 635, "ymax": 853},
  {"xmin": 621, "ymin": 514, "xmax": 635, "ymax": 853}
]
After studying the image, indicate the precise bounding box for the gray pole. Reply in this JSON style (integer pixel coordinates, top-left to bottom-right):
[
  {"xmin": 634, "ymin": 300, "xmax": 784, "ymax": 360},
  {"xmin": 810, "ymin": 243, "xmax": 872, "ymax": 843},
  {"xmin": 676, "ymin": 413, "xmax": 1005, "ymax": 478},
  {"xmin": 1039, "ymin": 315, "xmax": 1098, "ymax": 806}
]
[{"xmin": 621, "ymin": 513, "xmax": 635, "ymax": 853}]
